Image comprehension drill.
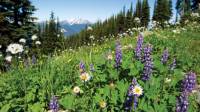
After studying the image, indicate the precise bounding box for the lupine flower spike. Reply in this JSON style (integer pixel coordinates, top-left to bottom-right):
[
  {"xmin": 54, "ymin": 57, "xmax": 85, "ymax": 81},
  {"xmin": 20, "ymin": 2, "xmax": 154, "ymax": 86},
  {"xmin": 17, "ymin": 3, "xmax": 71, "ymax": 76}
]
[
  {"xmin": 161, "ymin": 49, "xmax": 169, "ymax": 64},
  {"xmin": 124, "ymin": 78, "xmax": 143, "ymax": 111},
  {"xmin": 115, "ymin": 41, "xmax": 122, "ymax": 69},
  {"xmin": 182, "ymin": 72, "xmax": 196, "ymax": 93},
  {"xmin": 169, "ymin": 58, "xmax": 176, "ymax": 71},
  {"xmin": 49, "ymin": 95, "xmax": 59, "ymax": 112},
  {"xmin": 142, "ymin": 44, "xmax": 153, "ymax": 81},
  {"xmin": 176, "ymin": 72, "xmax": 196, "ymax": 112},
  {"xmin": 79, "ymin": 61, "xmax": 85, "ymax": 73},
  {"xmin": 135, "ymin": 34, "xmax": 143, "ymax": 60}
]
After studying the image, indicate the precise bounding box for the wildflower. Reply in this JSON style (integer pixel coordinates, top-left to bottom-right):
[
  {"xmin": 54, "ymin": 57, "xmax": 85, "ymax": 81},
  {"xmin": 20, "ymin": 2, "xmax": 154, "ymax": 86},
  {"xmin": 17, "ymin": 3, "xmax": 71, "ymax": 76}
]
[
  {"xmin": 19, "ymin": 38, "xmax": 26, "ymax": 43},
  {"xmin": 161, "ymin": 49, "xmax": 169, "ymax": 64},
  {"xmin": 124, "ymin": 78, "xmax": 141, "ymax": 111},
  {"xmin": 132, "ymin": 85, "xmax": 143, "ymax": 96},
  {"xmin": 79, "ymin": 61, "xmax": 85, "ymax": 73},
  {"xmin": 7, "ymin": 43, "xmax": 24, "ymax": 54},
  {"xmin": 90, "ymin": 64, "xmax": 95, "ymax": 72},
  {"xmin": 109, "ymin": 82, "xmax": 115, "ymax": 89},
  {"xmin": 135, "ymin": 34, "xmax": 143, "ymax": 60},
  {"xmin": 35, "ymin": 41, "xmax": 41, "ymax": 45},
  {"xmin": 31, "ymin": 35, "xmax": 38, "ymax": 40},
  {"xmin": 87, "ymin": 26, "xmax": 93, "ymax": 31},
  {"xmin": 49, "ymin": 96, "xmax": 59, "ymax": 112},
  {"xmin": 142, "ymin": 44, "xmax": 153, "ymax": 81},
  {"xmin": 73, "ymin": 86, "xmax": 80, "ymax": 94},
  {"xmin": 0, "ymin": 45, "xmax": 2, "ymax": 48},
  {"xmin": 169, "ymin": 58, "xmax": 176, "ymax": 70},
  {"xmin": 89, "ymin": 35, "xmax": 95, "ymax": 40},
  {"xmin": 80, "ymin": 72, "xmax": 91, "ymax": 82},
  {"xmin": 176, "ymin": 91, "xmax": 189, "ymax": 112},
  {"xmin": 165, "ymin": 78, "xmax": 172, "ymax": 83},
  {"xmin": 99, "ymin": 101, "xmax": 106, "ymax": 108},
  {"xmin": 5, "ymin": 55, "xmax": 12, "ymax": 62},
  {"xmin": 134, "ymin": 17, "xmax": 141, "ymax": 24},
  {"xmin": 115, "ymin": 41, "xmax": 122, "ymax": 69},
  {"xmin": 107, "ymin": 54, "xmax": 113, "ymax": 60},
  {"xmin": 182, "ymin": 72, "xmax": 196, "ymax": 93}
]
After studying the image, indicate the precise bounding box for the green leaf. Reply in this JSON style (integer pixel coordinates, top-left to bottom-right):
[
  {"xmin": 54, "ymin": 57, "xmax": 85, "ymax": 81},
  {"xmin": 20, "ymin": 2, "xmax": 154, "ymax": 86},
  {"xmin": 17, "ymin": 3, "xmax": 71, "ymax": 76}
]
[
  {"xmin": 0, "ymin": 104, "xmax": 10, "ymax": 112},
  {"xmin": 59, "ymin": 95, "xmax": 75, "ymax": 109}
]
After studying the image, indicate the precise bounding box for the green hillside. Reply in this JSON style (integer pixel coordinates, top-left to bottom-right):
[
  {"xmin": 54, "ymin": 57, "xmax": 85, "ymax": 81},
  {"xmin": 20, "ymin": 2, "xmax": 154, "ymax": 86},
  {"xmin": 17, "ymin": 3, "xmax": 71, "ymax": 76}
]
[{"xmin": 0, "ymin": 23, "xmax": 200, "ymax": 112}]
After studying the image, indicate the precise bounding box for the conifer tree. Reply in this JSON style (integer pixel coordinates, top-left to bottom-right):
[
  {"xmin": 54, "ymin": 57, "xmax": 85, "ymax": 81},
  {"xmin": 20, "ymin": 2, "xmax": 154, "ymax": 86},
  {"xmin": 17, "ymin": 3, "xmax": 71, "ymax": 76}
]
[
  {"xmin": 0, "ymin": 0, "xmax": 36, "ymax": 50},
  {"xmin": 141, "ymin": 0, "xmax": 150, "ymax": 27},
  {"xmin": 134, "ymin": 0, "xmax": 142, "ymax": 19},
  {"xmin": 153, "ymin": 0, "xmax": 171, "ymax": 27},
  {"xmin": 126, "ymin": 3, "xmax": 134, "ymax": 29},
  {"xmin": 176, "ymin": 0, "xmax": 192, "ymax": 16}
]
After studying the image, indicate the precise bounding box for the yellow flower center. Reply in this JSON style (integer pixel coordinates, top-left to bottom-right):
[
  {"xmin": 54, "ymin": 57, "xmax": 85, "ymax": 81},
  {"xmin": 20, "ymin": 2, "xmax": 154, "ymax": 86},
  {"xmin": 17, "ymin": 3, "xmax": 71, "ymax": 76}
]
[{"xmin": 80, "ymin": 75, "xmax": 87, "ymax": 80}]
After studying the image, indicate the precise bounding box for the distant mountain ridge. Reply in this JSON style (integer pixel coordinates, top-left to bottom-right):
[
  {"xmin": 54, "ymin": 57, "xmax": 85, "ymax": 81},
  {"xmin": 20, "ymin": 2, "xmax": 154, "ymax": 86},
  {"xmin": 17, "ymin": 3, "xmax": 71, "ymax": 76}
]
[{"xmin": 39, "ymin": 18, "xmax": 92, "ymax": 36}]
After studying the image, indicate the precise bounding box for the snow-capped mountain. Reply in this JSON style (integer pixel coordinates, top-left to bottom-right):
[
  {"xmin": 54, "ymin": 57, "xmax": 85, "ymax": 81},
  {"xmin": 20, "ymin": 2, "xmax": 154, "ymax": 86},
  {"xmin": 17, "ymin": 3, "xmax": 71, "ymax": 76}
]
[
  {"xmin": 40, "ymin": 18, "xmax": 92, "ymax": 36},
  {"xmin": 60, "ymin": 18, "xmax": 92, "ymax": 36},
  {"xmin": 60, "ymin": 18, "xmax": 90, "ymax": 25}
]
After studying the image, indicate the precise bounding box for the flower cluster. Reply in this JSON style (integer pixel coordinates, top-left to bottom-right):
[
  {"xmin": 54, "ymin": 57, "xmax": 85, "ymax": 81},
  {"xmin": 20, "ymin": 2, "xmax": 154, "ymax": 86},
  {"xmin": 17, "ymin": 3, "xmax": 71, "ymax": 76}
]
[
  {"xmin": 176, "ymin": 91, "xmax": 189, "ymax": 112},
  {"xmin": 73, "ymin": 86, "xmax": 81, "ymax": 94},
  {"xmin": 135, "ymin": 34, "xmax": 143, "ymax": 60},
  {"xmin": 124, "ymin": 78, "xmax": 143, "ymax": 111},
  {"xmin": 6, "ymin": 43, "xmax": 24, "ymax": 55},
  {"xmin": 176, "ymin": 72, "xmax": 196, "ymax": 112},
  {"xmin": 182, "ymin": 72, "xmax": 196, "ymax": 93},
  {"xmin": 79, "ymin": 61, "xmax": 91, "ymax": 82},
  {"xmin": 161, "ymin": 49, "xmax": 169, "ymax": 64},
  {"xmin": 142, "ymin": 44, "xmax": 153, "ymax": 81},
  {"xmin": 115, "ymin": 41, "xmax": 122, "ymax": 69},
  {"xmin": 49, "ymin": 96, "xmax": 59, "ymax": 112},
  {"xmin": 79, "ymin": 61, "xmax": 85, "ymax": 73},
  {"xmin": 169, "ymin": 58, "xmax": 176, "ymax": 71}
]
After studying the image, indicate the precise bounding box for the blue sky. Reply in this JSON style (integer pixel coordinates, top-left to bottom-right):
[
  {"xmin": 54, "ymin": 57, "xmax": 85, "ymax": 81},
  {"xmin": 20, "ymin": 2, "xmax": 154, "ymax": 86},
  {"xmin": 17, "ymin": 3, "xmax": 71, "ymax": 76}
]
[{"xmin": 31, "ymin": 0, "xmax": 177, "ymax": 22}]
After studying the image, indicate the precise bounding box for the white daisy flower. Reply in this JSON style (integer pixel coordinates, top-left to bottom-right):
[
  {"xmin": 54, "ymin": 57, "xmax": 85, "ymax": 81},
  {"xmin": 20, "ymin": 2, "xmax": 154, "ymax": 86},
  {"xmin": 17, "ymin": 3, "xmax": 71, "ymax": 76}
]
[
  {"xmin": 31, "ymin": 35, "xmax": 37, "ymax": 40},
  {"xmin": 7, "ymin": 43, "xmax": 24, "ymax": 54},
  {"xmin": 0, "ymin": 45, "xmax": 2, "ymax": 48},
  {"xmin": 73, "ymin": 86, "xmax": 81, "ymax": 94},
  {"xmin": 35, "ymin": 41, "xmax": 41, "ymax": 45},
  {"xmin": 80, "ymin": 72, "xmax": 91, "ymax": 82},
  {"xmin": 132, "ymin": 85, "xmax": 143, "ymax": 96},
  {"xmin": 5, "ymin": 55, "xmax": 12, "ymax": 62},
  {"xmin": 165, "ymin": 78, "xmax": 171, "ymax": 83},
  {"xmin": 19, "ymin": 38, "xmax": 26, "ymax": 43}
]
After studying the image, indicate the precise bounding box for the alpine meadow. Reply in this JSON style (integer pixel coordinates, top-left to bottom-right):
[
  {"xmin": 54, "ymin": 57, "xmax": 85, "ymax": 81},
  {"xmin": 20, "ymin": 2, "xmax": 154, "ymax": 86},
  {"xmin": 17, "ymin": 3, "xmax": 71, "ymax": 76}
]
[{"xmin": 0, "ymin": 0, "xmax": 200, "ymax": 112}]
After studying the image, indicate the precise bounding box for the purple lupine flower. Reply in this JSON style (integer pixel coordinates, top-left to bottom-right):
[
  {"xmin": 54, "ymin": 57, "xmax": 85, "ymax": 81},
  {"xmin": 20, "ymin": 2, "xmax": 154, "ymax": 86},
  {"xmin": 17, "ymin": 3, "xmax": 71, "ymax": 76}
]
[
  {"xmin": 90, "ymin": 64, "xmax": 95, "ymax": 72},
  {"xmin": 182, "ymin": 72, "xmax": 196, "ymax": 93},
  {"xmin": 49, "ymin": 96, "xmax": 59, "ymax": 112},
  {"xmin": 161, "ymin": 49, "xmax": 169, "ymax": 64},
  {"xmin": 79, "ymin": 61, "xmax": 85, "ymax": 73},
  {"xmin": 169, "ymin": 58, "xmax": 176, "ymax": 71},
  {"xmin": 32, "ymin": 54, "xmax": 37, "ymax": 64},
  {"xmin": 115, "ymin": 41, "xmax": 122, "ymax": 69},
  {"xmin": 142, "ymin": 44, "xmax": 153, "ymax": 81},
  {"xmin": 176, "ymin": 91, "xmax": 189, "ymax": 112},
  {"xmin": 135, "ymin": 34, "xmax": 143, "ymax": 60},
  {"xmin": 124, "ymin": 78, "xmax": 138, "ymax": 111}
]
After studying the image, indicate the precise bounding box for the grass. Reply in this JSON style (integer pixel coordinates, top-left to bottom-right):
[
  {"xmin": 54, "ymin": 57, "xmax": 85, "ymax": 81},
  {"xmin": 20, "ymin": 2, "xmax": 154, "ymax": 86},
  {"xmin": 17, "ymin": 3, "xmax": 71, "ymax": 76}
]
[{"xmin": 0, "ymin": 23, "xmax": 200, "ymax": 112}]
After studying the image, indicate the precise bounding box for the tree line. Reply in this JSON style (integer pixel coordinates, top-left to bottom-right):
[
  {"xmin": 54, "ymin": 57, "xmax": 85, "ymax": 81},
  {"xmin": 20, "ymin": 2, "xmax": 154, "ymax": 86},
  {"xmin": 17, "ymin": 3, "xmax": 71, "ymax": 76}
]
[{"xmin": 0, "ymin": 0, "xmax": 199, "ymax": 55}]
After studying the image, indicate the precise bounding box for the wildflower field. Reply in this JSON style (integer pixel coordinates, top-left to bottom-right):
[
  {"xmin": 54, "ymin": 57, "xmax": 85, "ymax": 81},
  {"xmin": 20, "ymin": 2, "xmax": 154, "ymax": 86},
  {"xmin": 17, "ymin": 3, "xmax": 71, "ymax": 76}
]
[{"xmin": 0, "ymin": 23, "xmax": 200, "ymax": 112}]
